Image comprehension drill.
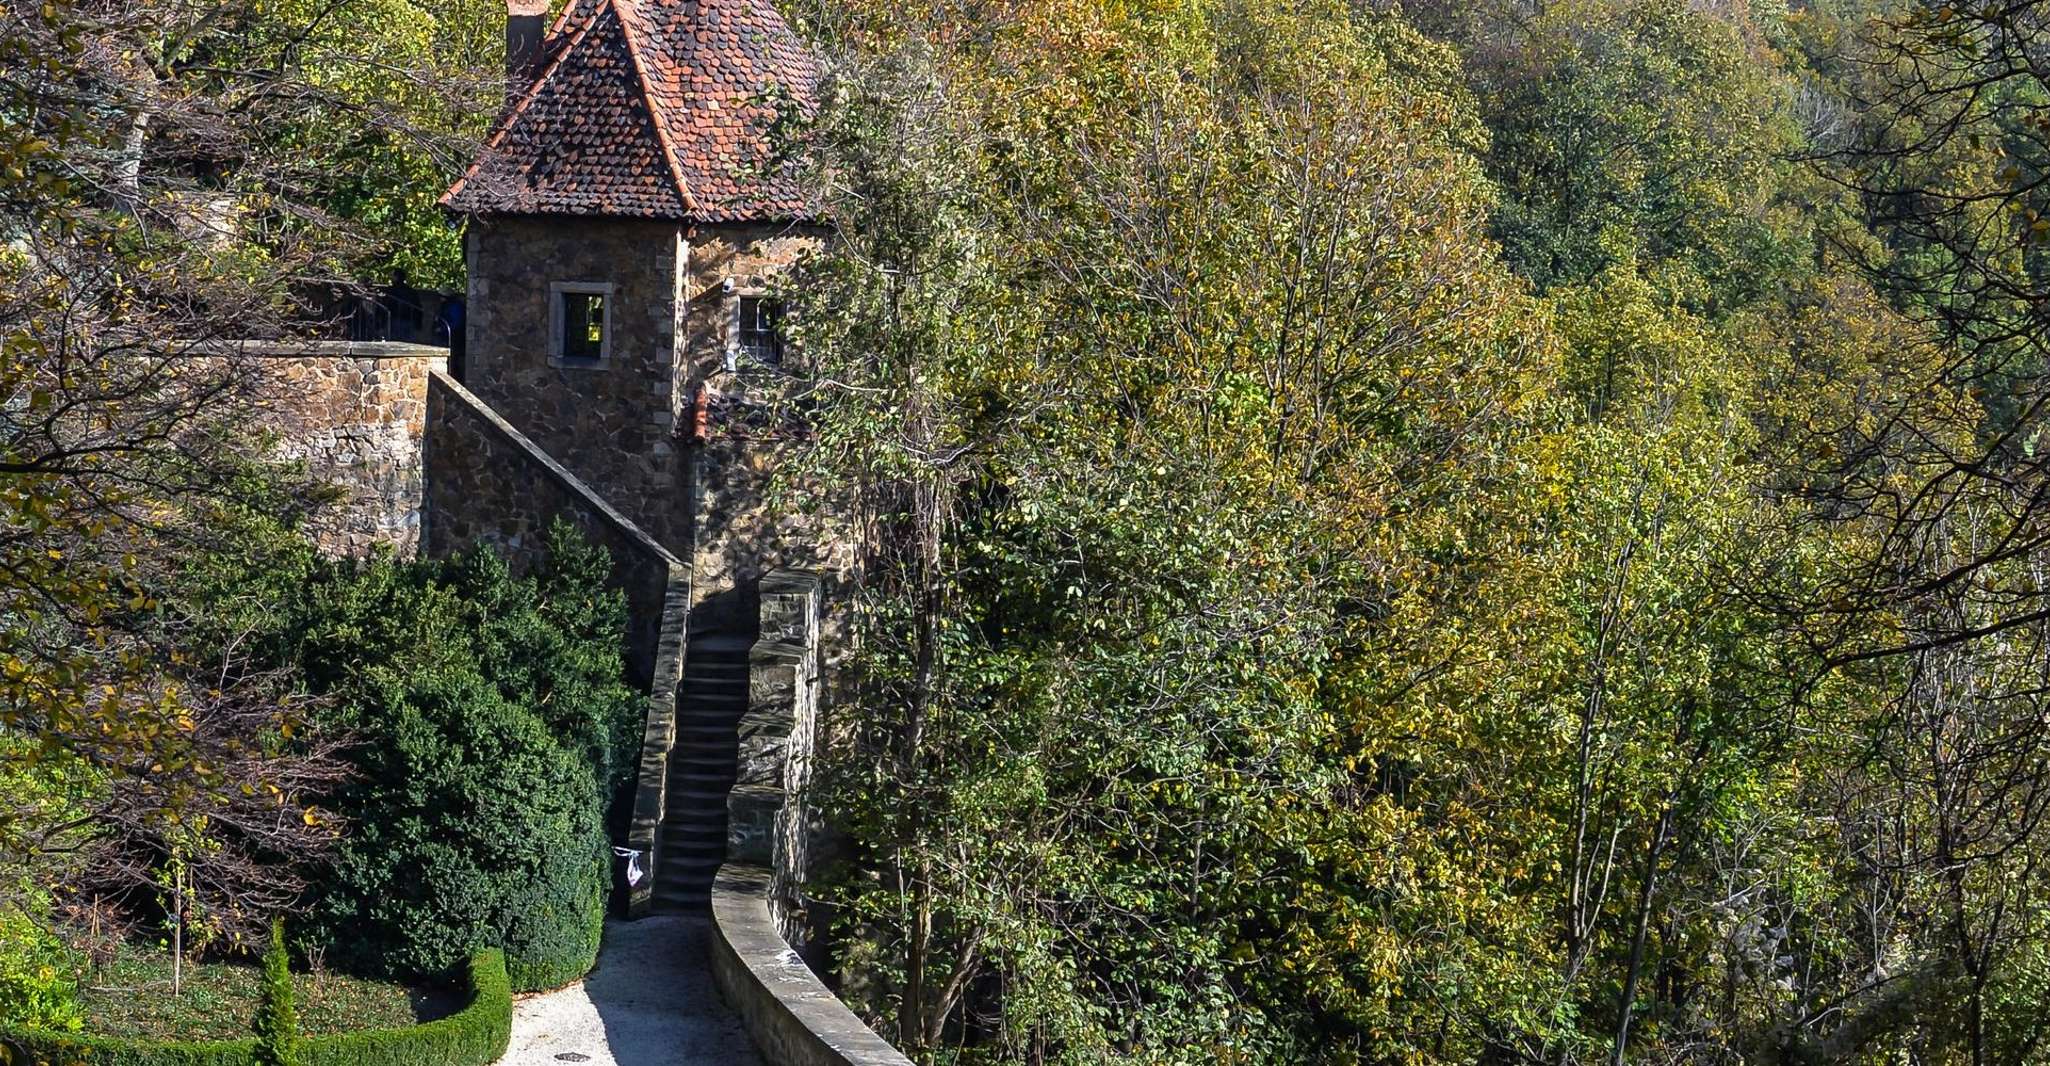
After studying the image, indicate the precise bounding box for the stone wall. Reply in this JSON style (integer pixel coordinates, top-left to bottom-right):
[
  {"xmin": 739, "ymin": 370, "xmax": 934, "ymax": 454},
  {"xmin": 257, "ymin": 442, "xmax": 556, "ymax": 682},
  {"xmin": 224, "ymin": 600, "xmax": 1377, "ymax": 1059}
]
[
  {"xmin": 237, "ymin": 343, "xmax": 446, "ymax": 557},
  {"xmin": 689, "ymin": 439, "xmax": 855, "ymax": 635},
  {"xmin": 729, "ymin": 571, "xmax": 824, "ymax": 942},
  {"xmin": 464, "ymin": 215, "xmax": 693, "ymax": 551},
  {"xmin": 462, "ymin": 213, "xmax": 849, "ymax": 635},
  {"xmin": 711, "ymin": 866, "xmax": 916, "ymax": 1066},
  {"xmin": 679, "ymin": 222, "xmax": 848, "ymax": 634},
  {"xmin": 711, "ymin": 570, "xmax": 915, "ymax": 1066},
  {"xmin": 679, "ymin": 222, "xmax": 820, "ymax": 385},
  {"xmin": 422, "ymin": 371, "xmax": 688, "ymax": 686}
]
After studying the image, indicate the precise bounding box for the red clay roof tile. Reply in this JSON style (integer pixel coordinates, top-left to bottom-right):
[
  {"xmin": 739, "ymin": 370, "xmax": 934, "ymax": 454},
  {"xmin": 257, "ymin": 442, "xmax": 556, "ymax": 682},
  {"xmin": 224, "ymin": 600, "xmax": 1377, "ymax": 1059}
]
[{"xmin": 445, "ymin": 0, "xmax": 818, "ymax": 222}]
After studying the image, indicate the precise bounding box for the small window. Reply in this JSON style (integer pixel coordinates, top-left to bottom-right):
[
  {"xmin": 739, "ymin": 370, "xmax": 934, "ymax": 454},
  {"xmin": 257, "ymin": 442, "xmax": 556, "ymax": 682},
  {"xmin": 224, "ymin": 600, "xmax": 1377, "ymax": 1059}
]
[
  {"xmin": 561, "ymin": 291, "xmax": 606, "ymax": 361},
  {"xmin": 549, "ymin": 281, "xmax": 612, "ymax": 366},
  {"xmin": 736, "ymin": 296, "xmax": 784, "ymax": 367}
]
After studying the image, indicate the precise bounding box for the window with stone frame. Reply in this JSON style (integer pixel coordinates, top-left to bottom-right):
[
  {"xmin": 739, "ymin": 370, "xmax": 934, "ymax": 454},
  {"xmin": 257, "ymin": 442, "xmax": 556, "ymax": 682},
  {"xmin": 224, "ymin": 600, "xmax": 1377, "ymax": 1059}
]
[
  {"xmin": 736, "ymin": 295, "xmax": 784, "ymax": 368},
  {"xmin": 550, "ymin": 282, "xmax": 612, "ymax": 365}
]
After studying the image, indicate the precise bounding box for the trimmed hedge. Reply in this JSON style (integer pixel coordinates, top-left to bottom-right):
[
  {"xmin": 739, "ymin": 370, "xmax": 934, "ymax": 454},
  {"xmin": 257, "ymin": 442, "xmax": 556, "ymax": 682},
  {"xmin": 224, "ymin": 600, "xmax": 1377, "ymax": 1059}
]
[
  {"xmin": 500, "ymin": 843, "xmax": 608, "ymax": 993},
  {"xmin": 0, "ymin": 950, "xmax": 511, "ymax": 1066}
]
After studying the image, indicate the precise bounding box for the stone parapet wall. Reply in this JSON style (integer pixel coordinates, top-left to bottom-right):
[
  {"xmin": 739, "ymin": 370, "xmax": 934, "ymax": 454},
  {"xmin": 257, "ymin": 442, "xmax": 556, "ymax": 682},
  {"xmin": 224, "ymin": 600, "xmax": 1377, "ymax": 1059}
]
[
  {"xmin": 729, "ymin": 571, "xmax": 824, "ymax": 942},
  {"xmin": 711, "ymin": 865, "xmax": 915, "ymax": 1066},
  {"xmin": 711, "ymin": 570, "xmax": 913, "ymax": 1066},
  {"xmin": 228, "ymin": 342, "xmax": 446, "ymax": 556},
  {"xmin": 422, "ymin": 373, "xmax": 689, "ymax": 914}
]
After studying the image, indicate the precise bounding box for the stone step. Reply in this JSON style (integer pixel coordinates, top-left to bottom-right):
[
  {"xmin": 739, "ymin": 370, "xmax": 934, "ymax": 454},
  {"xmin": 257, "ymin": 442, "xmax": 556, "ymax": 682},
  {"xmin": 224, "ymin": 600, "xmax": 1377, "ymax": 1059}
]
[
  {"xmin": 651, "ymin": 631, "xmax": 751, "ymax": 917},
  {"xmin": 651, "ymin": 891, "xmax": 710, "ymax": 913},
  {"xmin": 660, "ymin": 820, "xmax": 726, "ymax": 841},
  {"xmin": 684, "ymin": 665, "xmax": 748, "ymax": 679},
  {"xmin": 660, "ymin": 808, "xmax": 728, "ymax": 829},
  {"xmin": 659, "ymin": 841, "xmax": 726, "ymax": 864},
  {"xmin": 675, "ymin": 718, "xmax": 743, "ymax": 732},
  {"xmin": 685, "ymin": 658, "xmax": 750, "ymax": 674},
  {"xmin": 666, "ymin": 770, "xmax": 736, "ymax": 790},
  {"xmin": 665, "ymin": 786, "xmax": 734, "ymax": 806},
  {"xmin": 677, "ymin": 696, "xmax": 746, "ymax": 711},
  {"xmin": 684, "ymin": 653, "xmax": 750, "ymax": 669},
  {"xmin": 675, "ymin": 713, "xmax": 744, "ymax": 728},
  {"xmin": 681, "ymin": 662, "xmax": 746, "ymax": 675},
  {"xmin": 679, "ymin": 686, "xmax": 747, "ymax": 701}
]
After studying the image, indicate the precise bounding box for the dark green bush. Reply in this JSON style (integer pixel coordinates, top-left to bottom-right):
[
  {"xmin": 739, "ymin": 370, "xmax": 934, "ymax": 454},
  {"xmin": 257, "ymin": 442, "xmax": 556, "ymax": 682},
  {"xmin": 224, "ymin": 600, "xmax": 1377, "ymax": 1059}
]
[
  {"xmin": 498, "ymin": 832, "xmax": 609, "ymax": 992},
  {"xmin": 0, "ymin": 949, "xmax": 511, "ymax": 1066},
  {"xmin": 175, "ymin": 518, "xmax": 640, "ymax": 991},
  {"xmin": 289, "ymin": 526, "xmax": 637, "ymax": 989}
]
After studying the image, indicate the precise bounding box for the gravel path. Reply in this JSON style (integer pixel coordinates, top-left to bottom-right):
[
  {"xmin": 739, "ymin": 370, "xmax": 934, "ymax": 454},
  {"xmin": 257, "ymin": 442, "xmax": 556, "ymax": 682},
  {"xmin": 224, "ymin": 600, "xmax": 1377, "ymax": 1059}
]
[{"xmin": 496, "ymin": 916, "xmax": 763, "ymax": 1066}]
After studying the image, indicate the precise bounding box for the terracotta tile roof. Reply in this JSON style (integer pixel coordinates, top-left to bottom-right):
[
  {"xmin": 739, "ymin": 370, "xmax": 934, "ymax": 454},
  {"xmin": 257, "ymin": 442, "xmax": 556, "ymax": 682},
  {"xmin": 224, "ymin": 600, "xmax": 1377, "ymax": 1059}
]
[{"xmin": 445, "ymin": 0, "xmax": 819, "ymax": 222}]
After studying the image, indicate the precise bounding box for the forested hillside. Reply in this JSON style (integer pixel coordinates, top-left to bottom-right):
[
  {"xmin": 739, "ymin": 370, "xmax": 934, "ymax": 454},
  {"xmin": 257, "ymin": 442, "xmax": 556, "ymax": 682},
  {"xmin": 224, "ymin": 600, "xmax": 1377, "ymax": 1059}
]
[
  {"xmin": 6, "ymin": 0, "xmax": 2050, "ymax": 1062},
  {"xmin": 779, "ymin": 0, "xmax": 2050, "ymax": 1062}
]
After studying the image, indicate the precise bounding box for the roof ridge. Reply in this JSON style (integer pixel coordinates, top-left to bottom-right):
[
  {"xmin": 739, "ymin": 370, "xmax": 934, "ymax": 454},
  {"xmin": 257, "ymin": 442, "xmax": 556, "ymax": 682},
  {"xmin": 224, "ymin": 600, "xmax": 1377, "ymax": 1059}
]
[
  {"xmin": 440, "ymin": 7, "xmax": 605, "ymax": 209},
  {"xmin": 609, "ymin": 0, "xmax": 700, "ymax": 215},
  {"xmin": 541, "ymin": 0, "xmax": 590, "ymax": 42}
]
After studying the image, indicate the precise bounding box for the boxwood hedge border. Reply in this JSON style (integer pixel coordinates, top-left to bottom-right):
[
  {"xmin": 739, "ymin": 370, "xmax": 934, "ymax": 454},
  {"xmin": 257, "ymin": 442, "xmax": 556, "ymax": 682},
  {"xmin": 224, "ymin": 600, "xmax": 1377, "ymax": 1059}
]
[{"xmin": 0, "ymin": 948, "xmax": 511, "ymax": 1066}]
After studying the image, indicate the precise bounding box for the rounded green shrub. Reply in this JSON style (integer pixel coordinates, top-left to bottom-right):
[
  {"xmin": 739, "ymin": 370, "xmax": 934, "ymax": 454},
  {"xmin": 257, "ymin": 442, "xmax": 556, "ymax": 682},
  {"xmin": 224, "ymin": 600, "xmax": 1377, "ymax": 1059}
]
[
  {"xmin": 177, "ymin": 519, "xmax": 638, "ymax": 991},
  {"xmin": 499, "ymin": 820, "xmax": 609, "ymax": 992}
]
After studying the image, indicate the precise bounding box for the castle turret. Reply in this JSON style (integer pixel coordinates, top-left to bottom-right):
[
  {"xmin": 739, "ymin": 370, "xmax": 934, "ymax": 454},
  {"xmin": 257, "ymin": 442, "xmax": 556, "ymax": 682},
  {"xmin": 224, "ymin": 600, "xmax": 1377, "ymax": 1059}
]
[{"xmin": 443, "ymin": 0, "xmax": 824, "ymax": 616}]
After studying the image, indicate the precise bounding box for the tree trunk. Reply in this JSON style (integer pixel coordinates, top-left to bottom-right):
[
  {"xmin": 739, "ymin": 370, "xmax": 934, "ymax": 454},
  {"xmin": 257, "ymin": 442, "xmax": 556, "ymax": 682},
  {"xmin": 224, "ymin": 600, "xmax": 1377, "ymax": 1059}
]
[
  {"xmin": 115, "ymin": 108, "xmax": 152, "ymax": 211},
  {"xmin": 172, "ymin": 863, "xmax": 184, "ymax": 997},
  {"xmin": 1610, "ymin": 802, "xmax": 1674, "ymax": 1066}
]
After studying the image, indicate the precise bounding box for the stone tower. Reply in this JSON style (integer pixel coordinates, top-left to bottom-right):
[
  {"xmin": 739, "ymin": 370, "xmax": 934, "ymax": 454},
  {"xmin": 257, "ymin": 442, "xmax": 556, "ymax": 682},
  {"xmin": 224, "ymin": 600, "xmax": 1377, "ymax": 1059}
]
[{"xmin": 443, "ymin": 0, "xmax": 827, "ymax": 635}]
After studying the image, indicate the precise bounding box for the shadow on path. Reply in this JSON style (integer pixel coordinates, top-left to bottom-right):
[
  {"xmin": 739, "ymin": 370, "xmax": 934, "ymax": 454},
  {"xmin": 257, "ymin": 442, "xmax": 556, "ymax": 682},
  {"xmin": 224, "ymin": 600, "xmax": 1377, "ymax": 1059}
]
[{"xmin": 496, "ymin": 917, "xmax": 762, "ymax": 1066}]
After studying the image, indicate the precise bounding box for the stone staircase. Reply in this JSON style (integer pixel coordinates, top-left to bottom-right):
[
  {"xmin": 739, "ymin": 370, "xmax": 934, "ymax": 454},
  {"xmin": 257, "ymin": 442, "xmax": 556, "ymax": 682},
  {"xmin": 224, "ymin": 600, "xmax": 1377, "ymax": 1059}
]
[{"xmin": 650, "ymin": 633, "xmax": 751, "ymax": 912}]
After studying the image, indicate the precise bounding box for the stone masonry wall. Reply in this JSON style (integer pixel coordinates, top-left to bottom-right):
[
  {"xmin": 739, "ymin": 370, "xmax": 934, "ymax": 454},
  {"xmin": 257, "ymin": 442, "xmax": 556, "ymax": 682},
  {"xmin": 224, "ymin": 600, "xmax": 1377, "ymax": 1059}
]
[
  {"xmin": 729, "ymin": 570, "xmax": 824, "ymax": 941},
  {"xmin": 237, "ymin": 343, "xmax": 446, "ymax": 557},
  {"xmin": 422, "ymin": 372, "xmax": 686, "ymax": 688},
  {"xmin": 423, "ymin": 372, "xmax": 690, "ymax": 913},
  {"xmin": 463, "ymin": 214, "xmax": 848, "ymax": 636},
  {"xmin": 465, "ymin": 215, "xmax": 691, "ymax": 551},
  {"xmin": 710, "ymin": 571, "xmax": 915, "ymax": 1066},
  {"xmin": 680, "ymin": 223, "xmax": 851, "ymax": 634}
]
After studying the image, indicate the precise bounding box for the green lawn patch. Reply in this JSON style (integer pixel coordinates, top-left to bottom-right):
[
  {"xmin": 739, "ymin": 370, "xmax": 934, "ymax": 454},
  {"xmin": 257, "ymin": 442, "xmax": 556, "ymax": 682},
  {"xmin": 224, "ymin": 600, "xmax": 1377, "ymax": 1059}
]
[{"xmin": 73, "ymin": 943, "xmax": 445, "ymax": 1042}]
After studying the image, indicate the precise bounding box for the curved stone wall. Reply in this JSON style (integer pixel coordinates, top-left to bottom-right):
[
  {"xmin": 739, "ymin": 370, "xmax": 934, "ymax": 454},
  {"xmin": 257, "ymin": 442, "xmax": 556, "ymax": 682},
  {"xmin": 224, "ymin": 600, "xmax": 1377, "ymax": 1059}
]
[
  {"xmin": 711, "ymin": 864, "xmax": 914, "ymax": 1066},
  {"xmin": 710, "ymin": 571, "xmax": 914, "ymax": 1066}
]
